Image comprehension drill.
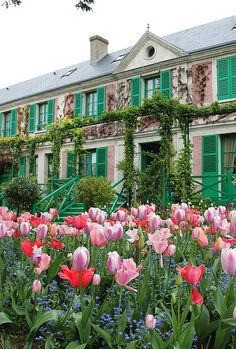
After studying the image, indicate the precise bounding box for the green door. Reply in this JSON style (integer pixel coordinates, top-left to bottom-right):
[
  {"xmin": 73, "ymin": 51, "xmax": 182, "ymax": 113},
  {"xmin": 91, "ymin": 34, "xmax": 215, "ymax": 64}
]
[{"xmin": 221, "ymin": 134, "xmax": 236, "ymax": 202}]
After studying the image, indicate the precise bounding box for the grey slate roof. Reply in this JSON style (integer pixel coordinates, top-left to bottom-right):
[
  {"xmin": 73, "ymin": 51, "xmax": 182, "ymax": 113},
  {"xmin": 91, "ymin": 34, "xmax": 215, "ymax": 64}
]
[
  {"xmin": 1, "ymin": 16, "xmax": 236, "ymax": 106},
  {"xmin": 163, "ymin": 16, "xmax": 236, "ymax": 52}
]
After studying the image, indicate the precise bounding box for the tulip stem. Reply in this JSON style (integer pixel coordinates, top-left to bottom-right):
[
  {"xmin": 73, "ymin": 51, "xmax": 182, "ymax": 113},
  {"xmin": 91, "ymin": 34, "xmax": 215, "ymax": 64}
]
[{"xmin": 117, "ymin": 287, "xmax": 122, "ymax": 349}]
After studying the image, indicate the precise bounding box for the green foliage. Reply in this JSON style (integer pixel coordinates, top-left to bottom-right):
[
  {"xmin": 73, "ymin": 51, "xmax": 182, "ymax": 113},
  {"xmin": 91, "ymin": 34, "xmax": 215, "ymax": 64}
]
[
  {"xmin": 3, "ymin": 177, "xmax": 41, "ymax": 214},
  {"xmin": 74, "ymin": 176, "xmax": 115, "ymax": 208}
]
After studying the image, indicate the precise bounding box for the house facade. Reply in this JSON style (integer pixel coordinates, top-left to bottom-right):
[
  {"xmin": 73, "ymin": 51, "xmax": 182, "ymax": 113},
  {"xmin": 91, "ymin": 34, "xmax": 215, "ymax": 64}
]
[{"xmin": 1, "ymin": 16, "xmax": 236, "ymax": 204}]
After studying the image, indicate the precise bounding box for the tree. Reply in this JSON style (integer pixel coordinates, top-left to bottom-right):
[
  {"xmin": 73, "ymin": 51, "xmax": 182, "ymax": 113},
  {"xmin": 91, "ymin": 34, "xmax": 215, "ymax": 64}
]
[{"xmin": 2, "ymin": 0, "xmax": 95, "ymax": 11}]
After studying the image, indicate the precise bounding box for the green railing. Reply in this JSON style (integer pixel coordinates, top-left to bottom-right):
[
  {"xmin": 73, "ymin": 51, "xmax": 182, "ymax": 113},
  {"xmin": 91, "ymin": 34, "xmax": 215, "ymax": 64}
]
[
  {"xmin": 192, "ymin": 173, "xmax": 236, "ymax": 204},
  {"xmin": 107, "ymin": 177, "xmax": 127, "ymax": 214},
  {"xmin": 33, "ymin": 176, "xmax": 80, "ymax": 214}
]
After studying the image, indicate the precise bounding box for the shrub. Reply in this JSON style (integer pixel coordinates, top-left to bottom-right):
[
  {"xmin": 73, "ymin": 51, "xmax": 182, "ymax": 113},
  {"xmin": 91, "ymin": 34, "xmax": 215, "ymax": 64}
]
[
  {"xmin": 3, "ymin": 177, "xmax": 41, "ymax": 214},
  {"xmin": 74, "ymin": 176, "xmax": 115, "ymax": 208}
]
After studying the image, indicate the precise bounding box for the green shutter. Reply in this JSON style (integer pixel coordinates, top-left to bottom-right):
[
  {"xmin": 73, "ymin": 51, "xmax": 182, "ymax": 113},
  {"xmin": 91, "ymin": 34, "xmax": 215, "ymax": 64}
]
[
  {"xmin": 96, "ymin": 147, "xmax": 107, "ymax": 177},
  {"xmin": 160, "ymin": 70, "xmax": 172, "ymax": 97},
  {"xmin": 131, "ymin": 77, "xmax": 141, "ymax": 106},
  {"xmin": 74, "ymin": 92, "xmax": 82, "ymax": 119},
  {"xmin": 0, "ymin": 113, "xmax": 2, "ymax": 137},
  {"xmin": 231, "ymin": 56, "xmax": 236, "ymax": 98},
  {"xmin": 66, "ymin": 151, "xmax": 76, "ymax": 178},
  {"xmin": 202, "ymin": 135, "xmax": 219, "ymax": 199},
  {"xmin": 10, "ymin": 109, "xmax": 17, "ymax": 136},
  {"xmin": 47, "ymin": 99, "xmax": 54, "ymax": 124},
  {"xmin": 29, "ymin": 104, "xmax": 36, "ymax": 133},
  {"xmin": 217, "ymin": 58, "xmax": 230, "ymax": 100},
  {"xmin": 19, "ymin": 156, "xmax": 26, "ymax": 177},
  {"xmin": 97, "ymin": 86, "xmax": 106, "ymax": 116}
]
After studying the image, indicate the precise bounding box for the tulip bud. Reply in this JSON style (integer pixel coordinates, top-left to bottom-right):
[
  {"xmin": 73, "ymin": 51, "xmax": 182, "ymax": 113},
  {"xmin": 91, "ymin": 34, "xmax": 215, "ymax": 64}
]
[
  {"xmin": 145, "ymin": 314, "xmax": 156, "ymax": 329},
  {"xmin": 92, "ymin": 274, "xmax": 101, "ymax": 286},
  {"xmin": 107, "ymin": 251, "xmax": 122, "ymax": 274},
  {"xmin": 88, "ymin": 207, "xmax": 98, "ymax": 221},
  {"xmin": 138, "ymin": 233, "xmax": 145, "ymax": 250},
  {"xmin": 233, "ymin": 306, "xmax": 236, "ymax": 320},
  {"xmin": 116, "ymin": 209, "xmax": 126, "ymax": 222},
  {"xmin": 171, "ymin": 292, "xmax": 176, "ymax": 304},
  {"xmin": 36, "ymin": 224, "xmax": 48, "ymax": 240},
  {"xmin": 20, "ymin": 222, "xmax": 31, "ymax": 236},
  {"xmin": 113, "ymin": 223, "xmax": 123, "ymax": 240},
  {"xmin": 125, "ymin": 241, "xmax": 130, "ymax": 253},
  {"xmin": 72, "ymin": 247, "xmax": 90, "ymax": 271},
  {"xmin": 175, "ymin": 272, "xmax": 183, "ymax": 286},
  {"xmin": 32, "ymin": 280, "xmax": 42, "ymax": 293}
]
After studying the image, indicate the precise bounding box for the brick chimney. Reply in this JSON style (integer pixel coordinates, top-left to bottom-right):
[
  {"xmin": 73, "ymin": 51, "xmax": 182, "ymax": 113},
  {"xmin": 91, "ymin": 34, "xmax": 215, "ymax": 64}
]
[{"xmin": 89, "ymin": 35, "xmax": 109, "ymax": 64}]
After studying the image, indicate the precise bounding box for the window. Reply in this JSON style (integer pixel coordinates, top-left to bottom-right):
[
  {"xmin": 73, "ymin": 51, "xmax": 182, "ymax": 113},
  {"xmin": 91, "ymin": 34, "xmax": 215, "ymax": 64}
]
[
  {"xmin": 217, "ymin": 55, "xmax": 236, "ymax": 101},
  {"xmin": 29, "ymin": 99, "xmax": 54, "ymax": 133},
  {"xmin": 33, "ymin": 156, "xmax": 38, "ymax": 177},
  {"xmin": 47, "ymin": 154, "xmax": 53, "ymax": 178},
  {"xmin": 145, "ymin": 76, "xmax": 160, "ymax": 98},
  {"xmin": 61, "ymin": 68, "xmax": 77, "ymax": 78},
  {"xmin": 113, "ymin": 53, "xmax": 126, "ymax": 62},
  {"xmin": 3, "ymin": 111, "xmax": 11, "ymax": 137},
  {"xmin": 86, "ymin": 91, "xmax": 97, "ymax": 117},
  {"xmin": 83, "ymin": 150, "xmax": 97, "ymax": 176},
  {"xmin": 38, "ymin": 103, "xmax": 48, "ymax": 131}
]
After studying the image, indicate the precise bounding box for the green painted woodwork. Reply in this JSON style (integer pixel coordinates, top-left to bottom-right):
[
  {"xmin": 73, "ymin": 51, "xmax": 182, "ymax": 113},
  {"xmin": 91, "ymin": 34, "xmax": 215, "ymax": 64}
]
[
  {"xmin": 29, "ymin": 104, "xmax": 36, "ymax": 133},
  {"xmin": 97, "ymin": 86, "xmax": 106, "ymax": 116},
  {"xmin": 10, "ymin": 109, "xmax": 17, "ymax": 137},
  {"xmin": 131, "ymin": 77, "xmax": 141, "ymax": 106},
  {"xmin": 160, "ymin": 70, "xmax": 172, "ymax": 97},
  {"xmin": 217, "ymin": 55, "xmax": 236, "ymax": 101},
  {"xmin": 202, "ymin": 135, "xmax": 219, "ymax": 198},
  {"xmin": 145, "ymin": 76, "xmax": 160, "ymax": 98},
  {"xmin": 47, "ymin": 99, "xmax": 55, "ymax": 124},
  {"xmin": 66, "ymin": 151, "xmax": 76, "ymax": 178},
  {"xmin": 19, "ymin": 156, "xmax": 26, "ymax": 177},
  {"xmin": 74, "ymin": 92, "xmax": 82, "ymax": 118},
  {"xmin": 96, "ymin": 147, "xmax": 107, "ymax": 177},
  {"xmin": 0, "ymin": 112, "xmax": 2, "ymax": 137},
  {"xmin": 221, "ymin": 134, "xmax": 236, "ymax": 200}
]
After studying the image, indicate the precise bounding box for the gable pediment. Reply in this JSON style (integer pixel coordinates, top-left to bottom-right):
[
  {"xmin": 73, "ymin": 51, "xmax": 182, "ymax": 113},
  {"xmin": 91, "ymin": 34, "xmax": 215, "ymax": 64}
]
[{"xmin": 114, "ymin": 31, "xmax": 187, "ymax": 74}]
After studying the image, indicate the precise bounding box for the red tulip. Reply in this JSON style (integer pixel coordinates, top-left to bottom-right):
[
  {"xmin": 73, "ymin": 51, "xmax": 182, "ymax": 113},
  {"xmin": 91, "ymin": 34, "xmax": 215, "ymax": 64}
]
[
  {"xmin": 190, "ymin": 287, "xmax": 204, "ymax": 305},
  {"xmin": 50, "ymin": 239, "xmax": 65, "ymax": 250},
  {"xmin": 20, "ymin": 238, "xmax": 46, "ymax": 257},
  {"xmin": 177, "ymin": 264, "xmax": 205, "ymax": 285},
  {"xmin": 30, "ymin": 215, "xmax": 48, "ymax": 228},
  {"xmin": 58, "ymin": 265, "xmax": 95, "ymax": 288}
]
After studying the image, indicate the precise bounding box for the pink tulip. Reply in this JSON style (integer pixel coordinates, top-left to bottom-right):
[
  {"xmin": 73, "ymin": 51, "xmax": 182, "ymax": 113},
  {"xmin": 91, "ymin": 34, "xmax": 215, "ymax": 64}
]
[
  {"xmin": 126, "ymin": 229, "xmax": 139, "ymax": 243},
  {"xmin": 90, "ymin": 226, "xmax": 108, "ymax": 246},
  {"xmin": 72, "ymin": 247, "xmax": 90, "ymax": 271},
  {"xmin": 164, "ymin": 244, "xmax": 176, "ymax": 256},
  {"xmin": 41, "ymin": 212, "xmax": 53, "ymax": 222},
  {"xmin": 107, "ymin": 251, "xmax": 122, "ymax": 274},
  {"xmin": 96, "ymin": 211, "xmax": 106, "ymax": 224},
  {"xmin": 212, "ymin": 215, "xmax": 222, "ymax": 230},
  {"xmin": 230, "ymin": 211, "xmax": 236, "ymax": 237},
  {"xmin": 174, "ymin": 209, "xmax": 186, "ymax": 224},
  {"xmin": 115, "ymin": 258, "xmax": 142, "ymax": 289},
  {"xmin": 104, "ymin": 224, "xmax": 115, "ymax": 241},
  {"xmin": 221, "ymin": 248, "xmax": 236, "ymax": 275},
  {"xmin": 197, "ymin": 229, "xmax": 208, "ymax": 247},
  {"xmin": 137, "ymin": 205, "xmax": 148, "ymax": 219},
  {"xmin": 152, "ymin": 240, "xmax": 168, "ymax": 254},
  {"xmin": 116, "ymin": 209, "xmax": 126, "ymax": 222},
  {"xmin": 219, "ymin": 219, "xmax": 230, "ymax": 236},
  {"xmin": 34, "ymin": 253, "xmax": 51, "ymax": 274},
  {"xmin": 149, "ymin": 214, "xmax": 161, "ymax": 230},
  {"xmin": 49, "ymin": 208, "xmax": 58, "ymax": 217},
  {"xmin": 88, "ymin": 207, "xmax": 98, "ymax": 221},
  {"xmin": 31, "ymin": 246, "xmax": 43, "ymax": 265},
  {"xmin": 36, "ymin": 224, "xmax": 48, "ymax": 240},
  {"xmin": 145, "ymin": 314, "xmax": 156, "ymax": 329},
  {"xmin": 0, "ymin": 222, "xmax": 7, "ymax": 238},
  {"xmin": 192, "ymin": 227, "xmax": 202, "ymax": 240},
  {"xmin": 113, "ymin": 223, "xmax": 123, "ymax": 240},
  {"xmin": 92, "ymin": 274, "xmax": 101, "ymax": 286},
  {"xmin": 131, "ymin": 207, "xmax": 137, "ymax": 217},
  {"xmin": 32, "ymin": 280, "xmax": 42, "ymax": 293},
  {"xmin": 20, "ymin": 221, "xmax": 31, "ymax": 236},
  {"xmin": 204, "ymin": 207, "xmax": 216, "ymax": 223},
  {"xmin": 218, "ymin": 206, "xmax": 226, "ymax": 216}
]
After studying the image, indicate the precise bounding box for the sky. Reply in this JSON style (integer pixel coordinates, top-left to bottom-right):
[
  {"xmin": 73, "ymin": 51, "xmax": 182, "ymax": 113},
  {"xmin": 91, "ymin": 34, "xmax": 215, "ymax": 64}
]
[{"xmin": 0, "ymin": 0, "xmax": 235, "ymax": 89}]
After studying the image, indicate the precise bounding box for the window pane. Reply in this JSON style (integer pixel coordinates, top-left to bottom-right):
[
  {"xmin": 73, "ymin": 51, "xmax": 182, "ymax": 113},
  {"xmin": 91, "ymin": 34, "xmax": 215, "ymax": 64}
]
[{"xmin": 87, "ymin": 92, "xmax": 97, "ymax": 117}]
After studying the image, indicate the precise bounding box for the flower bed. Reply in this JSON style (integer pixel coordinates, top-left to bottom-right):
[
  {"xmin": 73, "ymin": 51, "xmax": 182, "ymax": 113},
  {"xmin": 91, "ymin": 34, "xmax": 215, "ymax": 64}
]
[{"xmin": 0, "ymin": 204, "xmax": 235, "ymax": 348}]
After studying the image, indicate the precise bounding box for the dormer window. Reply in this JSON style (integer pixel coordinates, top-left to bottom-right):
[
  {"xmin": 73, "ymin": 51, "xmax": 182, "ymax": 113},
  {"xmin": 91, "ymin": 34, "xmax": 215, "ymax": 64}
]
[{"xmin": 60, "ymin": 68, "xmax": 77, "ymax": 78}]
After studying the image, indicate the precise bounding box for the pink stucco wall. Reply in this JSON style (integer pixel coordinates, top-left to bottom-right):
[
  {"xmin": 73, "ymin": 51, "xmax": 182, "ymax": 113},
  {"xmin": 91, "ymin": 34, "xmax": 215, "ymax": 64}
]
[
  {"xmin": 106, "ymin": 84, "xmax": 116, "ymax": 111},
  {"xmin": 107, "ymin": 145, "xmax": 115, "ymax": 183},
  {"xmin": 192, "ymin": 62, "xmax": 212, "ymax": 105},
  {"xmin": 192, "ymin": 136, "xmax": 202, "ymax": 176}
]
